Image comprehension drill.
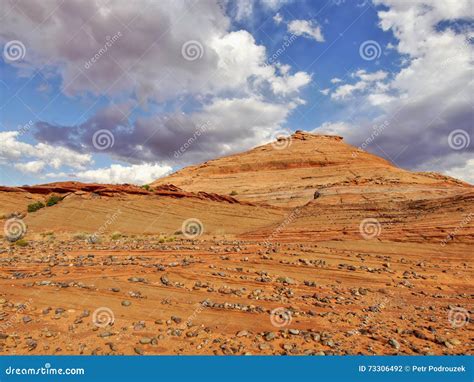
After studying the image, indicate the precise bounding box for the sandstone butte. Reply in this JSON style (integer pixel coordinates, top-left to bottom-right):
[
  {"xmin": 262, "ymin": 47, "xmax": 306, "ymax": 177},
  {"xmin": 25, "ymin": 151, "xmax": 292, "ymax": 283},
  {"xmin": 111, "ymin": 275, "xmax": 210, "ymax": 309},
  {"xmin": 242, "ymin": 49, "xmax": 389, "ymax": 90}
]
[{"xmin": 0, "ymin": 130, "xmax": 472, "ymax": 355}]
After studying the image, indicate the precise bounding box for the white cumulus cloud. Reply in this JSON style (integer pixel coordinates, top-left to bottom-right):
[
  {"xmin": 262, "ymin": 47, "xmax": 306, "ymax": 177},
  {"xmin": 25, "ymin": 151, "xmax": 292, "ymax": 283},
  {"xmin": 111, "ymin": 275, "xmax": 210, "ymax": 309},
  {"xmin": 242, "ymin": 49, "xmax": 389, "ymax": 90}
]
[
  {"xmin": 287, "ymin": 19, "xmax": 325, "ymax": 42},
  {"xmin": 48, "ymin": 163, "xmax": 172, "ymax": 185}
]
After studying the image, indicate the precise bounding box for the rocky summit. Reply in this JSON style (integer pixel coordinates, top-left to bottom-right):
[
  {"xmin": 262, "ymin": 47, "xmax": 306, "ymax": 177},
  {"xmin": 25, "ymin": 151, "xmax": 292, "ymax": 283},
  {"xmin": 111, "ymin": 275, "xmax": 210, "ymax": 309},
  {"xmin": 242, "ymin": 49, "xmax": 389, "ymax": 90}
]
[{"xmin": 0, "ymin": 131, "xmax": 472, "ymax": 355}]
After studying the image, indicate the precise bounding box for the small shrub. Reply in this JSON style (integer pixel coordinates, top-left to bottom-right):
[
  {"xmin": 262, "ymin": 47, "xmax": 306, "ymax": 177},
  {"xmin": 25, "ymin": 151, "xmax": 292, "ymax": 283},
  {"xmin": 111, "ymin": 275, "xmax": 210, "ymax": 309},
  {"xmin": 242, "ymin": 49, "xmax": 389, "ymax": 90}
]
[
  {"xmin": 141, "ymin": 184, "xmax": 152, "ymax": 191},
  {"xmin": 158, "ymin": 237, "xmax": 165, "ymax": 243},
  {"xmin": 46, "ymin": 195, "xmax": 63, "ymax": 207},
  {"xmin": 41, "ymin": 232, "xmax": 55, "ymax": 240},
  {"xmin": 111, "ymin": 232, "xmax": 122, "ymax": 240},
  {"xmin": 28, "ymin": 201, "xmax": 45, "ymax": 213},
  {"xmin": 15, "ymin": 239, "xmax": 28, "ymax": 247},
  {"xmin": 230, "ymin": 190, "xmax": 238, "ymax": 196},
  {"xmin": 174, "ymin": 230, "xmax": 183, "ymax": 235},
  {"xmin": 73, "ymin": 232, "xmax": 87, "ymax": 240}
]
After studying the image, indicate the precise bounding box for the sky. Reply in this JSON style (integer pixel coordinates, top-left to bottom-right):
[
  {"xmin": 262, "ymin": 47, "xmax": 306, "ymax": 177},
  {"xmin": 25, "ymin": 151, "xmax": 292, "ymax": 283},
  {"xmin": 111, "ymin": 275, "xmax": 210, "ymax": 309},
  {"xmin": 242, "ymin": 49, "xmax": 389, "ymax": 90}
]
[{"xmin": 0, "ymin": 0, "xmax": 472, "ymax": 186}]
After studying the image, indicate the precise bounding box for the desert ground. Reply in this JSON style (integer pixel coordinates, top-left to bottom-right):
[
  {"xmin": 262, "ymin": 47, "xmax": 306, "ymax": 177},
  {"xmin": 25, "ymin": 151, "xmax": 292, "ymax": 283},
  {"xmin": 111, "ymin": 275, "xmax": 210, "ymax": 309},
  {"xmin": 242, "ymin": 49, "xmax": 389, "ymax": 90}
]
[{"xmin": 0, "ymin": 131, "xmax": 472, "ymax": 355}]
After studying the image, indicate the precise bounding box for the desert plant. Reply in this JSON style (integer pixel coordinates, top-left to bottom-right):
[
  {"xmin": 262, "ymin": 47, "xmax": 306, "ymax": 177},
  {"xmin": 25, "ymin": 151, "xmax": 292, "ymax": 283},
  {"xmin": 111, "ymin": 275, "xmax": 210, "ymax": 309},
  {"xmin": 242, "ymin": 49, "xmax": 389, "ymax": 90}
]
[
  {"xmin": 15, "ymin": 239, "xmax": 28, "ymax": 247},
  {"xmin": 28, "ymin": 201, "xmax": 45, "ymax": 213},
  {"xmin": 230, "ymin": 190, "xmax": 238, "ymax": 196},
  {"xmin": 73, "ymin": 232, "xmax": 87, "ymax": 240},
  {"xmin": 111, "ymin": 232, "xmax": 122, "ymax": 240},
  {"xmin": 141, "ymin": 184, "xmax": 152, "ymax": 191},
  {"xmin": 46, "ymin": 195, "xmax": 63, "ymax": 207}
]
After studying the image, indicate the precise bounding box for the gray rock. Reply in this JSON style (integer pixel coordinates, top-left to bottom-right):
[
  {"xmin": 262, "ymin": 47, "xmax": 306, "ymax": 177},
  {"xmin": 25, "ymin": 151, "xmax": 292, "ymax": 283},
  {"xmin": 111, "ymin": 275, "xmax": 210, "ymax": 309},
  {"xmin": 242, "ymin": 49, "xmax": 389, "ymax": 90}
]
[
  {"xmin": 171, "ymin": 316, "xmax": 182, "ymax": 324},
  {"xmin": 265, "ymin": 332, "xmax": 277, "ymax": 341},
  {"xmin": 236, "ymin": 330, "xmax": 249, "ymax": 337},
  {"xmin": 388, "ymin": 338, "xmax": 400, "ymax": 350},
  {"xmin": 134, "ymin": 347, "xmax": 144, "ymax": 355},
  {"xmin": 22, "ymin": 316, "xmax": 32, "ymax": 323}
]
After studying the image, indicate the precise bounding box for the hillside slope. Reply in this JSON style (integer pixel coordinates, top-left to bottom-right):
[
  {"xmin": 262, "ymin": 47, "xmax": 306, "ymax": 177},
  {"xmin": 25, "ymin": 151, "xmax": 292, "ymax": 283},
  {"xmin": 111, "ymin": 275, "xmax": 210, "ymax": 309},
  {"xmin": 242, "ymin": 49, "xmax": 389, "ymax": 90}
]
[{"xmin": 152, "ymin": 131, "xmax": 469, "ymax": 207}]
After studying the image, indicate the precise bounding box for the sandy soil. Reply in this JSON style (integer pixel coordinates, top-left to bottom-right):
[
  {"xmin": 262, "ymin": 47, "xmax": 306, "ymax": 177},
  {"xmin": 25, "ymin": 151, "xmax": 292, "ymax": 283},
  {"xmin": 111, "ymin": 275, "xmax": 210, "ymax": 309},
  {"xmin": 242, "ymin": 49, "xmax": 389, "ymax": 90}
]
[{"xmin": 0, "ymin": 236, "xmax": 472, "ymax": 355}]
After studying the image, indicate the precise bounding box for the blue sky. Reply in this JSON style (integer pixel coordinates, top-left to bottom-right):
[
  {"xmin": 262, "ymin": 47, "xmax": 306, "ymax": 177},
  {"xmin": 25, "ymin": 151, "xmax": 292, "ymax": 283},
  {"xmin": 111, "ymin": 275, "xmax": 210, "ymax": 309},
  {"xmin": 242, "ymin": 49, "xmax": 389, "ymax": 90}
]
[{"xmin": 0, "ymin": 0, "xmax": 472, "ymax": 185}]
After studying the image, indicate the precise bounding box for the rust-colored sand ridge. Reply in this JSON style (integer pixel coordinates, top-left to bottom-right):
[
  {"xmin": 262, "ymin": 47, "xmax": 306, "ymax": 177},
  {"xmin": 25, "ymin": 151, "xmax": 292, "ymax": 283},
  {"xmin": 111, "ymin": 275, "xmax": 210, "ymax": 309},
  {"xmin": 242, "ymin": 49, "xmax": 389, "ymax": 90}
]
[{"xmin": 0, "ymin": 131, "xmax": 472, "ymax": 355}]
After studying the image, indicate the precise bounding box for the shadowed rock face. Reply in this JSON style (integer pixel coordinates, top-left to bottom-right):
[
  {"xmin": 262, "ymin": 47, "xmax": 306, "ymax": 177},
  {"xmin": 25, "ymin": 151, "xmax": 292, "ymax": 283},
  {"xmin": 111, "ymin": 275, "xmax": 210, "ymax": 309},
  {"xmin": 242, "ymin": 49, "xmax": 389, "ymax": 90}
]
[{"xmin": 0, "ymin": 131, "xmax": 472, "ymax": 356}]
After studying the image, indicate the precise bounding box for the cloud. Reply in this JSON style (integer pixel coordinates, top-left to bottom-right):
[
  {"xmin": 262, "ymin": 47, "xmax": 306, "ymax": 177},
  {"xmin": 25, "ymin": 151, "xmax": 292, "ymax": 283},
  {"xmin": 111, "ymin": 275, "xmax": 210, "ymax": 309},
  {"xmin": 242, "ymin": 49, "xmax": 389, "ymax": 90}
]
[
  {"xmin": 15, "ymin": 160, "xmax": 46, "ymax": 174},
  {"xmin": 446, "ymin": 159, "xmax": 474, "ymax": 184},
  {"xmin": 273, "ymin": 12, "xmax": 283, "ymax": 25},
  {"xmin": 234, "ymin": 0, "xmax": 254, "ymax": 21},
  {"xmin": 355, "ymin": 69, "xmax": 387, "ymax": 82},
  {"xmin": 317, "ymin": 0, "xmax": 473, "ymax": 183},
  {"xmin": 331, "ymin": 70, "xmax": 388, "ymax": 100},
  {"xmin": 287, "ymin": 19, "xmax": 325, "ymax": 42},
  {"xmin": 0, "ymin": 131, "xmax": 92, "ymax": 172},
  {"xmin": 34, "ymin": 97, "xmax": 298, "ymax": 166},
  {"xmin": 0, "ymin": 1, "xmax": 308, "ymax": 103},
  {"xmin": 314, "ymin": 122, "xmax": 351, "ymax": 136},
  {"xmin": 47, "ymin": 163, "xmax": 172, "ymax": 185},
  {"xmin": 269, "ymin": 71, "xmax": 312, "ymax": 95},
  {"xmin": 331, "ymin": 81, "xmax": 368, "ymax": 100},
  {"xmin": 1, "ymin": 0, "xmax": 312, "ymax": 186},
  {"xmin": 233, "ymin": 0, "xmax": 290, "ymax": 21}
]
